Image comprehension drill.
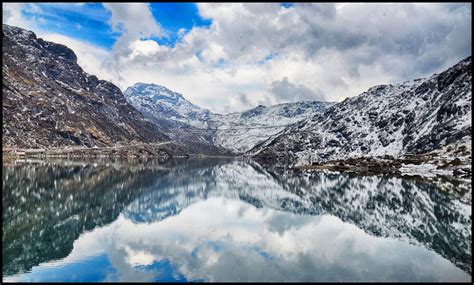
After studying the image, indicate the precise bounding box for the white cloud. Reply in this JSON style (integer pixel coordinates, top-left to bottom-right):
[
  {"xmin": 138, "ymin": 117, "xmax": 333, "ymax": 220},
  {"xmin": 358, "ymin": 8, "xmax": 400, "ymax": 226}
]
[
  {"xmin": 2, "ymin": 3, "xmax": 472, "ymax": 113},
  {"xmin": 103, "ymin": 3, "xmax": 162, "ymax": 37},
  {"xmin": 102, "ymin": 3, "xmax": 163, "ymax": 58},
  {"xmin": 2, "ymin": 3, "xmax": 35, "ymax": 30},
  {"xmin": 94, "ymin": 3, "xmax": 470, "ymax": 113},
  {"xmin": 129, "ymin": 39, "xmax": 162, "ymax": 57}
]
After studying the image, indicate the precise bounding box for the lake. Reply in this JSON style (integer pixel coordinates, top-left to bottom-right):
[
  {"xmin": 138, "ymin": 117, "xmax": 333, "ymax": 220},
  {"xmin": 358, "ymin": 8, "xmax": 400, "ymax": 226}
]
[{"xmin": 2, "ymin": 158, "xmax": 472, "ymax": 282}]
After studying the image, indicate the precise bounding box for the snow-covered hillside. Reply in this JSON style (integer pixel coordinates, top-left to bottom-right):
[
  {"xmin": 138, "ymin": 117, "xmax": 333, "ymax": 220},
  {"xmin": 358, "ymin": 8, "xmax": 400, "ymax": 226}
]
[
  {"xmin": 210, "ymin": 101, "xmax": 333, "ymax": 153},
  {"xmin": 124, "ymin": 83, "xmax": 334, "ymax": 153},
  {"xmin": 124, "ymin": 58, "xmax": 471, "ymax": 159},
  {"xmin": 251, "ymin": 56, "xmax": 472, "ymax": 166},
  {"xmin": 124, "ymin": 83, "xmax": 213, "ymax": 129}
]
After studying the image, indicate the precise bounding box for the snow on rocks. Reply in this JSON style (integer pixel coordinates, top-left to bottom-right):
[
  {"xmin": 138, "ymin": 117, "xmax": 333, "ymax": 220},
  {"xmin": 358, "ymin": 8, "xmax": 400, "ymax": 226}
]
[
  {"xmin": 251, "ymin": 56, "xmax": 472, "ymax": 171},
  {"xmin": 124, "ymin": 83, "xmax": 335, "ymax": 153}
]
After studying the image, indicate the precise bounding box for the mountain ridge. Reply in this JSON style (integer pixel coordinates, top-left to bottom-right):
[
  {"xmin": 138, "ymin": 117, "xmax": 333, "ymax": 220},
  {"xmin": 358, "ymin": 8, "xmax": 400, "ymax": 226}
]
[
  {"xmin": 249, "ymin": 56, "xmax": 472, "ymax": 168},
  {"xmin": 2, "ymin": 24, "xmax": 471, "ymax": 169},
  {"xmin": 124, "ymin": 82, "xmax": 335, "ymax": 153},
  {"xmin": 2, "ymin": 24, "xmax": 170, "ymax": 149}
]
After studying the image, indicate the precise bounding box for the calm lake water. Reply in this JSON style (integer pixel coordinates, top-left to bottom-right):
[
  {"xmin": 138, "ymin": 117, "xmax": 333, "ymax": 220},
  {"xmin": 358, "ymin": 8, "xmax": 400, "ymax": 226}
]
[{"xmin": 2, "ymin": 158, "xmax": 472, "ymax": 282}]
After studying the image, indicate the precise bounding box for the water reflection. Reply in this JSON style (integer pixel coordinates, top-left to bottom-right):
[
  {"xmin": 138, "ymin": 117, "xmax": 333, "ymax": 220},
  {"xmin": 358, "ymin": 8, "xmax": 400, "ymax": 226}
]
[{"xmin": 2, "ymin": 158, "xmax": 472, "ymax": 282}]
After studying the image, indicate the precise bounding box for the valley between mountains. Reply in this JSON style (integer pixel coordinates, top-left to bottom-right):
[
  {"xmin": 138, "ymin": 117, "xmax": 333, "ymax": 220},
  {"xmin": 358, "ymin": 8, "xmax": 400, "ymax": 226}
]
[{"xmin": 2, "ymin": 24, "xmax": 472, "ymax": 178}]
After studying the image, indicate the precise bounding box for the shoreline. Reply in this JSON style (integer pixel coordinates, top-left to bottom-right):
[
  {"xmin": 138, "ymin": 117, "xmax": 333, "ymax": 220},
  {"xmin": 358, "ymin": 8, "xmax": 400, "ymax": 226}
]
[
  {"xmin": 4, "ymin": 146, "xmax": 471, "ymax": 181},
  {"xmin": 2, "ymin": 142, "xmax": 186, "ymax": 159},
  {"xmin": 294, "ymin": 156, "xmax": 471, "ymax": 180}
]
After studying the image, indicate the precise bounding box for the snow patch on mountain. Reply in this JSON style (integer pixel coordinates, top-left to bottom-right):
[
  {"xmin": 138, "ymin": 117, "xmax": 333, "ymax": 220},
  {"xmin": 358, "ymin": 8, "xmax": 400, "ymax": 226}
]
[
  {"xmin": 124, "ymin": 83, "xmax": 213, "ymax": 129},
  {"xmin": 250, "ymin": 56, "xmax": 472, "ymax": 166},
  {"xmin": 124, "ymin": 83, "xmax": 335, "ymax": 153}
]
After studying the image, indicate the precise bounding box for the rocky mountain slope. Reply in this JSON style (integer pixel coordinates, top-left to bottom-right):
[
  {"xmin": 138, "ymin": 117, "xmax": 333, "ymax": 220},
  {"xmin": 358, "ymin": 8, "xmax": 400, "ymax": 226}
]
[
  {"xmin": 250, "ymin": 56, "xmax": 472, "ymax": 167},
  {"xmin": 2, "ymin": 24, "xmax": 168, "ymax": 149},
  {"xmin": 124, "ymin": 83, "xmax": 334, "ymax": 153},
  {"xmin": 123, "ymin": 83, "xmax": 228, "ymax": 155},
  {"xmin": 124, "ymin": 83, "xmax": 213, "ymax": 129},
  {"xmin": 211, "ymin": 101, "xmax": 333, "ymax": 153}
]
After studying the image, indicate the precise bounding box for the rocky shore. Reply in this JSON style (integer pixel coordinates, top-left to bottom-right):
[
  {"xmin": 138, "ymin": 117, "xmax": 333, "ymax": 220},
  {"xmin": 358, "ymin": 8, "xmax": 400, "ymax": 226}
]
[{"xmin": 2, "ymin": 142, "xmax": 189, "ymax": 160}]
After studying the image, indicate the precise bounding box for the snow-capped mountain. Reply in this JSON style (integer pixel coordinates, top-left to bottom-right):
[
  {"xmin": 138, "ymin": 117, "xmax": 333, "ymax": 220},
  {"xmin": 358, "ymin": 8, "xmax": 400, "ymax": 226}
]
[
  {"xmin": 250, "ymin": 56, "xmax": 472, "ymax": 166},
  {"xmin": 124, "ymin": 83, "xmax": 334, "ymax": 153},
  {"xmin": 123, "ymin": 83, "xmax": 233, "ymax": 155},
  {"xmin": 4, "ymin": 23, "xmax": 470, "ymax": 165},
  {"xmin": 124, "ymin": 83, "xmax": 213, "ymax": 129},
  {"xmin": 210, "ymin": 101, "xmax": 333, "ymax": 153},
  {"xmin": 2, "ymin": 24, "xmax": 168, "ymax": 148}
]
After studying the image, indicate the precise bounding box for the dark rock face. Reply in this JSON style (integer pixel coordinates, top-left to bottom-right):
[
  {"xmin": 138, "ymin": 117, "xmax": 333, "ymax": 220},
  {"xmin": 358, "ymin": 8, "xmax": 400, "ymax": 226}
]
[
  {"xmin": 250, "ymin": 56, "xmax": 472, "ymax": 166},
  {"xmin": 2, "ymin": 24, "xmax": 168, "ymax": 148}
]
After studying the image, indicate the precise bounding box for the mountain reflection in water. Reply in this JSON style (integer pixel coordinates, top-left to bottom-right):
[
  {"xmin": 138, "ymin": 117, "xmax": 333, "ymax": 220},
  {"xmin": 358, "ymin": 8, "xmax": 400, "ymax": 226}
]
[{"xmin": 2, "ymin": 158, "xmax": 471, "ymax": 282}]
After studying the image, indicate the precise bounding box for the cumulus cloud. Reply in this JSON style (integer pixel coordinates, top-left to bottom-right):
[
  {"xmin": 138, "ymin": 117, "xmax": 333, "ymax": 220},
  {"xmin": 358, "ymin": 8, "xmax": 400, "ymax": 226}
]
[
  {"xmin": 97, "ymin": 3, "xmax": 470, "ymax": 112},
  {"xmin": 269, "ymin": 77, "xmax": 326, "ymax": 102},
  {"xmin": 2, "ymin": 3, "xmax": 472, "ymax": 113},
  {"xmin": 3, "ymin": 3, "xmax": 36, "ymax": 30},
  {"xmin": 101, "ymin": 3, "xmax": 164, "ymax": 82},
  {"xmin": 103, "ymin": 3, "xmax": 162, "ymax": 36}
]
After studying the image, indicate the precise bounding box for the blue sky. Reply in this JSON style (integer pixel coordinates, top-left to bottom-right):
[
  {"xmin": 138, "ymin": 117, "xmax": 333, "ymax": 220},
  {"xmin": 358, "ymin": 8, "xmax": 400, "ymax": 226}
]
[
  {"xmin": 149, "ymin": 3, "xmax": 211, "ymax": 47},
  {"xmin": 21, "ymin": 3, "xmax": 117, "ymax": 49},
  {"xmin": 20, "ymin": 3, "xmax": 212, "ymax": 49},
  {"xmin": 17, "ymin": 3, "xmax": 295, "ymax": 49}
]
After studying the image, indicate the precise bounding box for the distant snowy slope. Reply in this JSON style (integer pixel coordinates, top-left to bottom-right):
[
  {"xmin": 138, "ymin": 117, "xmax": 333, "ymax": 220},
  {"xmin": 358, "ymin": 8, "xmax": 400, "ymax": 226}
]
[
  {"xmin": 124, "ymin": 83, "xmax": 334, "ymax": 153},
  {"xmin": 124, "ymin": 83, "xmax": 213, "ymax": 128},
  {"xmin": 250, "ymin": 56, "xmax": 472, "ymax": 166},
  {"xmin": 211, "ymin": 102, "xmax": 333, "ymax": 153}
]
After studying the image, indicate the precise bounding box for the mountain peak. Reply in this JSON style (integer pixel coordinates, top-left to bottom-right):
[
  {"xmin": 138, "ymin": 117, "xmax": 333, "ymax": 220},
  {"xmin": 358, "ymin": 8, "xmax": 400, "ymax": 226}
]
[
  {"xmin": 251, "ymin": 56, "xmax": 471, "ymax": 166},
  {"xmin": 125, "ymin": 83, "xmax": 185, "ymax": 101},
  {"xmin": 124, "ymin": 82, "xmax": 213, "ymax": 129},
  {"xmin": 2, "ymin": 24, "xmax": 167, "ymax": 148},
  {"xmin": 132, "ymin": 82, "xmax": 167, "ymax": 90},
  {"xmin": 3, "ymin": 24, "xmax": 78, "ymax": 63}
]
